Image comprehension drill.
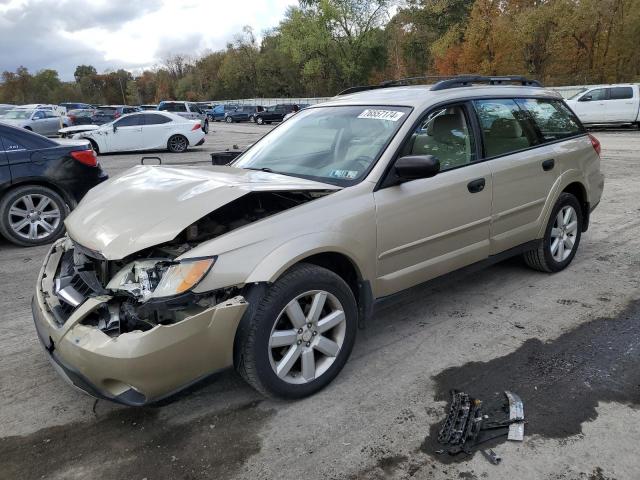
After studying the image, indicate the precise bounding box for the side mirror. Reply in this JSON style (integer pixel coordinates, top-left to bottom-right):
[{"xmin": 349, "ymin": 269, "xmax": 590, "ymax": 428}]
[
  {"xmin": 579, "ymin": 95, "xmax": 592, "ymax": 102},
  {"xmin": 113, "ymin": 124, "xmax": 118, "ymax": 133},
  {"xmin": 394, "ymin": 155, "xmax": 440, "ymax": 182}
]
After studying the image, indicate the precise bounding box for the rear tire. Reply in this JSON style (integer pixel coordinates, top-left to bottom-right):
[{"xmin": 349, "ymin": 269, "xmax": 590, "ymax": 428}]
[
  {"xmin": 256, "ymin": 117, "xmax": 264, "ymax": 125},
  {"xmin": 167, "ymin": 134, "xmax": 188, "ymax": 153},
  {"xmin": 0, "ymin": 185, "xmax": 68, "ymax": 247},
  {"xmin": 226, "ymin": 116, "xmax": 233, "ymax": 123},
  {"xmin": 523, "ymin": 193, "xmax": 582, "ymax": 272},
  {"xmin": 203, "ymin": 120, "xmax": 209, "ymax": 134},
  {"xmin": 235, "ymin": 263, "xmax": 357, "ymax": 399}
]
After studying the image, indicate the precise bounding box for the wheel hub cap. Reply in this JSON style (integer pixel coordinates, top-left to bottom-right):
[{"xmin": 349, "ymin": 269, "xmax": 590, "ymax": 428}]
[
  {"xmin": 550, "ymin": 205, "xmax": 578, "ymax": 262},
  {"xmin": 269, "ymin": 290, "xmax": 346, "ymax": 385}
]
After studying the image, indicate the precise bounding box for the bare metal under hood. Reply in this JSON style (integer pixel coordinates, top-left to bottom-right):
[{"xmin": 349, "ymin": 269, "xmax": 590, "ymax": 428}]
[{"xmin": 65, "ymin": 165, "xmax": 340, "ymax": 259}]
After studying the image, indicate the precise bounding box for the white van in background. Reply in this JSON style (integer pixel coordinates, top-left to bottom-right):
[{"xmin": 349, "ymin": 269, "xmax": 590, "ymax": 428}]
[{"xmin": 565, "ymin": 84, "xmax": 640, "ymax": 126}]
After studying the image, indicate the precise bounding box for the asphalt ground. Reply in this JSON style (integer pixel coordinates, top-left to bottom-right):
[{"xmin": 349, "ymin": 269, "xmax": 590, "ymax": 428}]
[{"xmin": 0, "ymin": 123, "xmax": 639, "ymax": 480}]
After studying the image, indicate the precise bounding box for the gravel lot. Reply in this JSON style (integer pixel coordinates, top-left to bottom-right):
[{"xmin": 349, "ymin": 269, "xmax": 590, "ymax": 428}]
[{"xmin": 1, "ymin": 123, "xmax": 639, "ymax": 480}]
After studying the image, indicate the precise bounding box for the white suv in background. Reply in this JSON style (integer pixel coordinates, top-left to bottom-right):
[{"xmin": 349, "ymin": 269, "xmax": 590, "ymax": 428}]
[
  {"xmin": 157, "ymin": 101, "xmax": 210, "ymax": 134},
  {"xmin": 565, "ymin": 84, "xmax": 640, "ymax": 126}
]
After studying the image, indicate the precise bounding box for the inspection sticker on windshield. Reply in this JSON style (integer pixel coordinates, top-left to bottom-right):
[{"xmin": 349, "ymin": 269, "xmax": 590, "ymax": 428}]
[
  {"xmin": 330, "ymin": 170, "xmax": 358, "ymax": 179},
  {"xmin": 358, "ymin": 109, "xmax": 405, "ymax": 121}
]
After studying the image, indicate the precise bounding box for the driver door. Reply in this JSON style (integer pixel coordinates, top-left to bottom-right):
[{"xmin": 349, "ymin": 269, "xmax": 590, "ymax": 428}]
[
  {"xmin": 373, "ymin": 103, "xmax": 493, "ymax": 296},
  {"xmin": 107, "ymin": 114, "xmax": 144, "ymax": 152}
]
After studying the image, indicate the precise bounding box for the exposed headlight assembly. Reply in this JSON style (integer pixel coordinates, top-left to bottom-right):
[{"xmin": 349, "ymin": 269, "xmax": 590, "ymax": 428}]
[{"xmin": 107, "ymin": 257, "xmax": 215, "ymax": 301}]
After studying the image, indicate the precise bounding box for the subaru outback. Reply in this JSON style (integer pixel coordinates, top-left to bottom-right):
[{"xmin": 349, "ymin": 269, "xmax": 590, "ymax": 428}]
[{"xmin": 32, "ymin": 76, "xmax": 604, "ymax": 405}]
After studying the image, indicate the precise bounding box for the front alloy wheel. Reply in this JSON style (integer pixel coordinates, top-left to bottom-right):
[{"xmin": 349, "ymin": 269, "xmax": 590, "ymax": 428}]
[
  {"xmin": 235, "ymin": 263, "xmax": 357, "ymax": 398},
  {"xmin": 269, "ymin": 291, "xmax": 346, "ymax": 384},
  {"xmin": 256, "ymin": 117, "xmax": 264, "ymax": 125}
]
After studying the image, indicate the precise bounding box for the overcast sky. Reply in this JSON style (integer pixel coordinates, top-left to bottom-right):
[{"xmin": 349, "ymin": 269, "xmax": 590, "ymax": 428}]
[{"xmin": 0, "ymin": 0, "xmax": 298, "ymax": 80}]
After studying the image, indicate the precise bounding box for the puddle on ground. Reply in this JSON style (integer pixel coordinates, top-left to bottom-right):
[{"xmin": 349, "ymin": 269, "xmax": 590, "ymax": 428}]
[
  {"xmin": 422, "ymin": 298, "xmax": 640, "ymax": 463},
  {"xmin": 0, "ymin": 400, "xmax": 273, "ymax": 479}
]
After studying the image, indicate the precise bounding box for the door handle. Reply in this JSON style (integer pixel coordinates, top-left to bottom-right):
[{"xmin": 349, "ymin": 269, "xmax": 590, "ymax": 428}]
[
  {"xmin": 467, "ymin": 178, "xmax": 485, "ymax": 193},
  {"xmin": 542, "ymin": 159, "xmax": 555, "ymax": 171}
]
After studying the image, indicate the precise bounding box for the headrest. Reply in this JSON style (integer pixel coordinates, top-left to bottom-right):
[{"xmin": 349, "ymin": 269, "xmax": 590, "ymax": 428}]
[
  {"xmin": 489, "ymin": 118, "xmax": 523, "ymax": 138},
  {"xmin": 431, "ymin": 114, "xmax": 463, "ymax": 139}
]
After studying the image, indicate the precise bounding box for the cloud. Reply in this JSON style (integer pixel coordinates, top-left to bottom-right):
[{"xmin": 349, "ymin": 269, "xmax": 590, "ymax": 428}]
[{"xmin": 0, "ymin": 0, "xmax": 297, "ymax": 80}]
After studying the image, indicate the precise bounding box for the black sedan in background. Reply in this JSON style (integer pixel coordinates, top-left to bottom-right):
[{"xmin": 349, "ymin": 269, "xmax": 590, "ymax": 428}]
[
  {"xmin": 0, "ymin": 123, "xmax": 108, "ymax": 247},
  {"xmin": 253, "ymin": 104, "xmax": 297, "ymax": 124},
  {"xmin": 92, "ymin": 105, "xmax": 140, "ymax": 125}
]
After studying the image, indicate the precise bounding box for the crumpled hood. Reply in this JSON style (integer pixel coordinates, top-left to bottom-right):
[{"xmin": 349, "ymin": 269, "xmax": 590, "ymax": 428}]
[
  {"xmin": 65, "ymin": 165, "xmax": 340, "ymax": 259},
  {"xmin": 59, "ymin": 124, "xmax": 100, "ymax": 134}
]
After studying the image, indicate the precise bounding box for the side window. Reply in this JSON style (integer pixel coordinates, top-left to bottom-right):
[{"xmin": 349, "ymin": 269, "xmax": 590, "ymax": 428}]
[
  {"xmin": 515, "ymin": 99, "xmax": 584, "ymax": 142},
  {"xmin": 115, "ymin": 115, "xmax": 142, "ymax": 127},
  {"xmin": 189, "ymin": 104, "xmax": 201, "ymax": 113},
  {"xmin": 609, "ymin": 87, "xmax": 633, "ymax": 100},
  {"xmin": 402, "ymin": 105, "xmax": 476, "ymax": 171},
  {"xmin": 581, "ymin": 88, "xmax": 607, "ymax": 101},
  {"xmin": 33, "ymin": 111, "xmax": 45, "ymax": 120},
  {"xmin": 473, "ymin": 99, "xmax": 538, "ymax": 157},
  {"xmin": 0, "ymin": 135, "xmax": 26, "ymax": 152},
  {"xmin": 143, "ymin": 114, "xmax": 171, "ymax": 125}
]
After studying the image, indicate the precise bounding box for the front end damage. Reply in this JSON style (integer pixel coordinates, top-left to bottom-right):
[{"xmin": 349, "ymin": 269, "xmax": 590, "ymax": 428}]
[{"xmin": 33, "ymin": 237, "xmax": 248, "ymax": 405}]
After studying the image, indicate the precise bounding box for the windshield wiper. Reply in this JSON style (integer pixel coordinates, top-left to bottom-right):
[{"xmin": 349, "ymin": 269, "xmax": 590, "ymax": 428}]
[{"xmin": 244, "ymin": 167, "xmax": 274, "ymax": 173}]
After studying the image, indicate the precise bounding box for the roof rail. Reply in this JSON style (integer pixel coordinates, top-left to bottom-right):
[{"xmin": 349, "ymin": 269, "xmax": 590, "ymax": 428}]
[
  {"xmin": 430, "ymin": 75, "xmax": 542, "ymax": 91},
  {"xmin": 337, "ymin": 76, "xmax": 457, "ymax": 95}
]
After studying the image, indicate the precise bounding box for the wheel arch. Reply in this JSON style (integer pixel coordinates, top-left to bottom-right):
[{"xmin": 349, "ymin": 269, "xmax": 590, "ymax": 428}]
[
  {"xmin": 0, "ymin": 178, "xmax": 76, "ymax": 209},
  {"xmin": 538, "ymin": 174, "xmax": 591, "ymax": 237},
  {"xmin": 562, "ymin": 181, "xmax": 589, "ymax": 230}
]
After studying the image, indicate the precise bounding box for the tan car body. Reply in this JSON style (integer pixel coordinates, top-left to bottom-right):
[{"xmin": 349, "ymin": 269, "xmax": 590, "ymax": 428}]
[{"xmin": 33, "ymin": 85, "xmax": 604, "ymax": 404}]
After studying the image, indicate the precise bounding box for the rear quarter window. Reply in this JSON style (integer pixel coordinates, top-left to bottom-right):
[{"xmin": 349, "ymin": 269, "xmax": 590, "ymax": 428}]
[{"xmin": 515, "ymin": 98, "xmax": 584, "ymax": 142}]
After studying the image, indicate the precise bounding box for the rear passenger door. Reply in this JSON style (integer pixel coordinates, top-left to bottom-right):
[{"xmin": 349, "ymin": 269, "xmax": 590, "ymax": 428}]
[
  {"xmin": 474, "ymin": 98, "xmax": 573, "ymax": 254},
  {"xmin": 606, "ymin": 86, "xmax": 636, "ymax": 122},
  {"xmin": 141, "ymin": 114, "xmax": 172, "ymax": 148}
]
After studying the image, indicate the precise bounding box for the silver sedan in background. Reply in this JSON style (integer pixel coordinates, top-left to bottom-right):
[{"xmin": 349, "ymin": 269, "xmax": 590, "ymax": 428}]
[{"xmin": 0, "ymin": 108, "xmax": 61, "ymax": 136}]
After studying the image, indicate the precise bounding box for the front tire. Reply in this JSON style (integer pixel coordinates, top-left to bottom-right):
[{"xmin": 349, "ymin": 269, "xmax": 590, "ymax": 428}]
[
  {"xmin": 523, "ymin": 193, "xmax": 582, "ymax": 272},
  {"xmin": 203, "ymin": 120, "xmax": 209, "ymax": 134},
  {"xmin": 167, "ymin": 134, "xmax": 188, "ymax": 153},
  {"xmin": 0, "ymin": 185, "xmax": 68, "ymax": 247},
  {"xmin": 226, "ymin": 116, "xmax": 233, "ymax": 123},
  {"xmin": 235, "ymin": 264, "xmax": 357, "ymax": 399},
  {"xmin": 256, "ymin": 117, "xmax": 264, "ymax": 125}
]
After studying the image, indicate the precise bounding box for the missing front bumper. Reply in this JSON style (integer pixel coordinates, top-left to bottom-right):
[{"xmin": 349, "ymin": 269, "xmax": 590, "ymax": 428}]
[{"xmin": 33, "ymin": 240, "xmax": 248, "ymax": 405}]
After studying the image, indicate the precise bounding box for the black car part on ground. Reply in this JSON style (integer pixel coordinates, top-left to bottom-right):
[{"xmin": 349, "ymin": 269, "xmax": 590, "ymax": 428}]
[{"xmin": 435, "ymin": 390, "xmax": 525, "ymax": 457}]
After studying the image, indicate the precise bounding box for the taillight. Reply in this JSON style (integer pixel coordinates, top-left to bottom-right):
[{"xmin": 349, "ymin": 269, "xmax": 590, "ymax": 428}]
[
  {"xmin": 588, "ymin": 134, "xmax": 601, "ymax": 156},
  {"xmin": 70, "ymin": 149, "xmax": 98, "ymax": 167},
  {"xmin": 191, "ymin": 123, "xmax": 201, "ymax": 131}
]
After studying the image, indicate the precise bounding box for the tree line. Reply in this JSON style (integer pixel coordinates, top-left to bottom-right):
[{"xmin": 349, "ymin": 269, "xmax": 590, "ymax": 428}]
[{"xmin": 1, "ymin": 0, "xmax": 638, "ymax": 106}]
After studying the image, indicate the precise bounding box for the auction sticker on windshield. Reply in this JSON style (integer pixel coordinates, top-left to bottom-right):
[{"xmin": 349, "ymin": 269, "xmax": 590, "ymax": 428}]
[{"xmin": 358, "ymin": 109, "xmax": 405, "ymax": 121}]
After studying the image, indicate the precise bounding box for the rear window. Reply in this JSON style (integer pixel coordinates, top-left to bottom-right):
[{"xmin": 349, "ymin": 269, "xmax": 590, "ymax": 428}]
[
  {"xmin": 473, "ymin": 99, "xmax": 539, "ymax": 157},
  {"xmin": 515, "ymin": 99, "xmax": 584, "ymax": 142},
  {"xmin": 159, "ymin": 103, "xmax": 187, "ymax": 113},
  {"xmin": 609, "ymin": 87, "xmax": 633, "ymax": 100},
  {"xmin": 143, "ymin": 114, "xmax": 172, "ymax": 125}
]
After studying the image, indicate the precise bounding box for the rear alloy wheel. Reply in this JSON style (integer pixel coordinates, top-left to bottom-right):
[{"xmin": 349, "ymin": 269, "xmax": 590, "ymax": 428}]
[
  {"xmin": 249, "ymin": 115, "xmax": 255, "ymax": 123},
  {"xmin": 167, "ymin": 134, "xmax": 188, "ymax": 153},
  {"xmin": 523, "ymin": 192, "xmax": 582, "ymax": 272},
  {"xmin": 235, "ymin": 263, "xmax": 357, "ymax": 398},
  {"xmin": 203, "ymin": 120, "xmax": 209, "ymax": 134},
  {"xmin": 0, "ymin": 185, "xmax": 67, "ymax": 247},
  {"xmin": 226, "ymin": 116, "xmax": 233, "ymax": 123},
  {"xmin": 256, "ymin": 117, "xmax": 264, "ymax": 125}
]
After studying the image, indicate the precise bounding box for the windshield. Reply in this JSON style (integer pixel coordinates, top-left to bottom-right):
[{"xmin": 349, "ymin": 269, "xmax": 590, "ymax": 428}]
[
  {"xmin": 568, "ymin": 89, "xmax": 588, "ymax": 100},
  {"xmin": 233, "ymin": 105, "xmax": 411, "ymax": 186},
  {"xmin": 4, "ymin": 109, "xmax": 33, "ymax": 119}
]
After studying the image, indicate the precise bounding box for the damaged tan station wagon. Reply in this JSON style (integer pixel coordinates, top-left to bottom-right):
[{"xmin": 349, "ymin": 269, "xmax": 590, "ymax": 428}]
[{"xmin": 32, "ymin": 76, "xmax": 604, "ymax": 405}]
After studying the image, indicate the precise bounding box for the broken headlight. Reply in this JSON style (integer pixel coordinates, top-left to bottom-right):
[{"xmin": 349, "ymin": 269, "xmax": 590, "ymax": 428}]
[{"xmin": 107, "ymin": 257, "xmax": 215, "ymax": 301}]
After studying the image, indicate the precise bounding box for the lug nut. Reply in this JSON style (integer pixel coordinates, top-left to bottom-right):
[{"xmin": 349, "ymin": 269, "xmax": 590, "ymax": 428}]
[
  {"xmin": 297, "ymin": 340, "xmax": 302, "ymax": 345},
  {"xmin": 307, "ymin": 323, "xmax": 312, "ymax": 328},
  {"xmin": 306, "ymin": 342, "xmax": 311, "ymax": 347},
  {"xmin": 312, "ymin": 331, "xmax": 317, "ymax": 336},
  {"xmin": 298, "ymin": 328, "xmax": 303, "ymax": 334}
]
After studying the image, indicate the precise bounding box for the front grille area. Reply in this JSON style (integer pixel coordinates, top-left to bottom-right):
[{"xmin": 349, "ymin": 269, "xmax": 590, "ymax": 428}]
[{"xmin": 51, "ymin": 248, "xmax": 105, "ymax": 326}]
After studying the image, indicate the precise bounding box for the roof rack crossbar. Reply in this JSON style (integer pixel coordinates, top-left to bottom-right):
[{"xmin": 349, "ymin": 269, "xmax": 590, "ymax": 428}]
[{"xmin": 430, "ymin": 75, "xmax": 542, "ymax": 91}]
